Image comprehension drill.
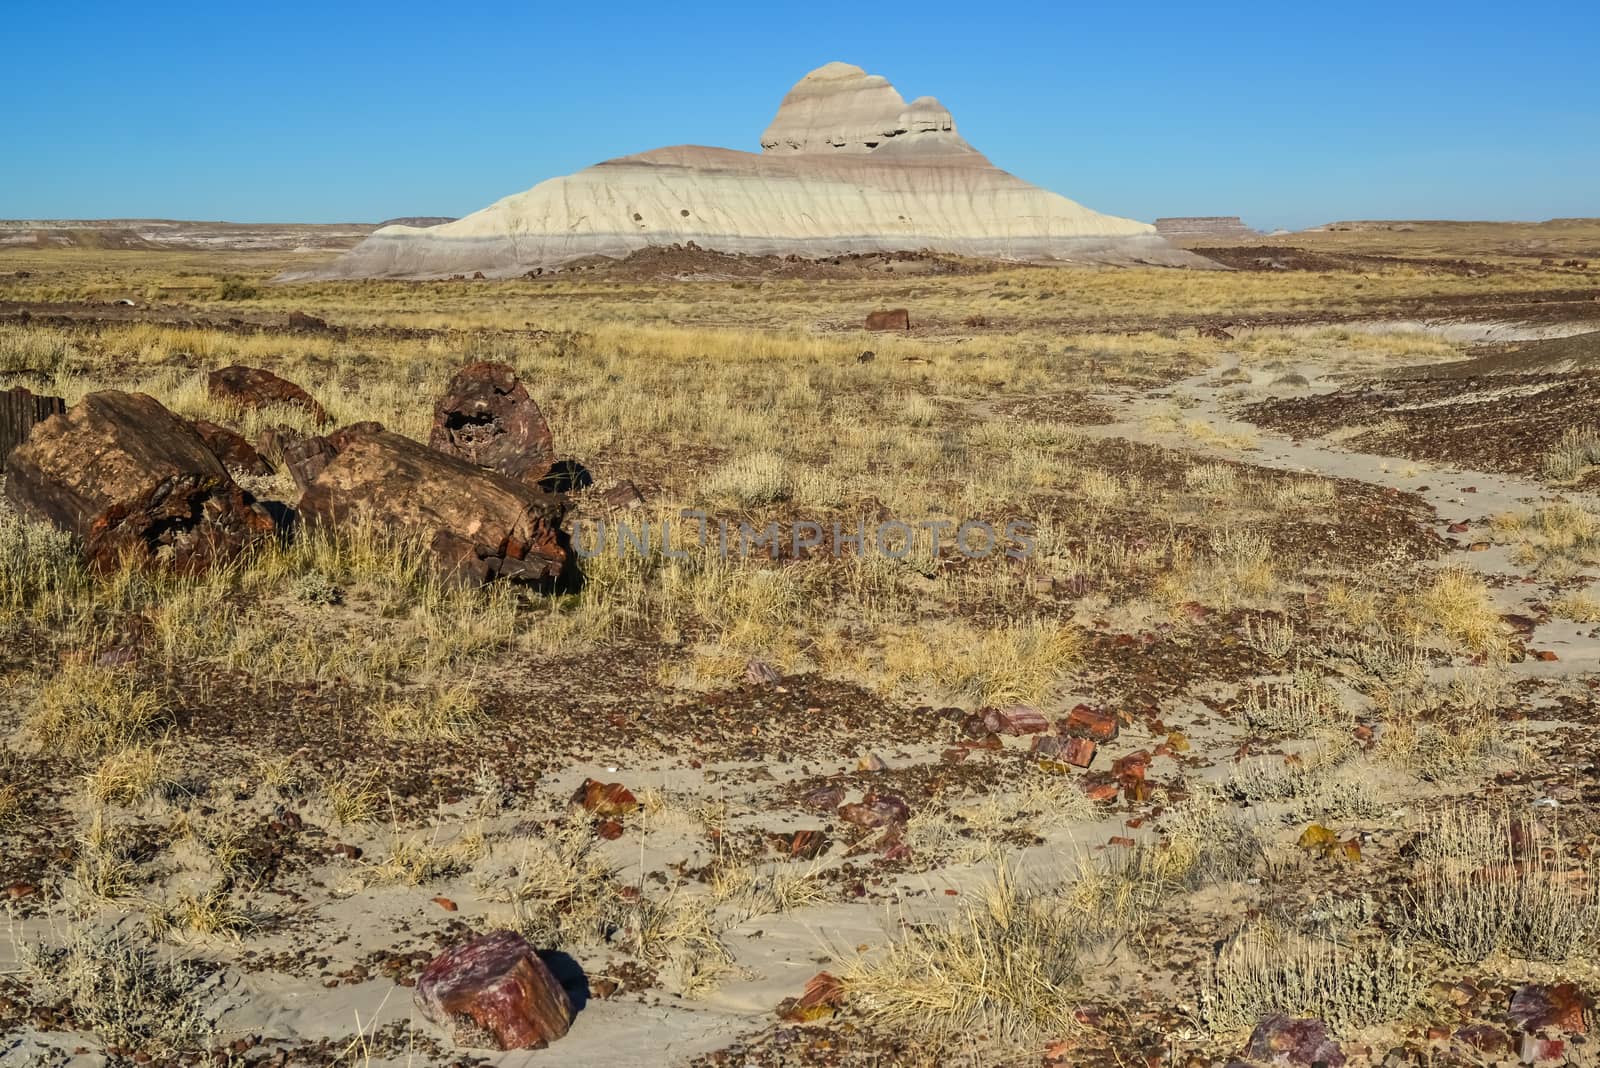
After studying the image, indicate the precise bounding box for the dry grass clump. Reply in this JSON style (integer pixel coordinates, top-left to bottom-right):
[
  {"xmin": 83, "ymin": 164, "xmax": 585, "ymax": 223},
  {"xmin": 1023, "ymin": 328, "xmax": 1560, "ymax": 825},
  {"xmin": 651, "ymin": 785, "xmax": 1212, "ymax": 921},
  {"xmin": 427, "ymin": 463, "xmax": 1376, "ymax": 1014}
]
[
  {"xmin": 1400, "ymin": 568, "xmax": 1508, "ymax": 657},
  {"xmin": 372, "ymin": 683, "xmax": 485, "ymax": 742},
  {"xmin": 321, "ymin": 769, "xmax": 382, "ymax": 827},
  {"xmin": 1552, "ymin": 590, "xmax": 1600, "ymax": 622},
  {"xmin": 147, "ymin": 883, "xmax": 259, "ymax": 941},
  {"xmin": 1540, "ymin": 427, "xmax": 1600, "ymax": 482},
  {"xmin": 843, "ymin": 863, "xmax": 1097, "ymax": 1048},
  {"xmin": 73, "ymin": 809, "xmax": 142, "ymax": 900},
  {"xmin": 363, "ymin": 824, "xmax": 486, "ymax": 886},
  {"xmin": 1378, "ymin": 706, "xmax": 1513, "ymax": 782},
  {"xmin": 27, "ymin": 663, "xmax": 168, "ymax": 755},
  {"xmin": 880, "ymin": 618, "xmax": 1080, "ymax": 704},
  {"xmin": 1400, "ymin": 805, "xmax": 1600, "ymax": 962},
  {"xmin": 499, "ymin": 818, "xmax": 623, "ymax": 947},
  {"xmin": 0, "ymin": 780, "xmax": 21, "ymax": 827},
  {"xmin": 703, "ymin": 451, "xmax": 792, "ymax": 506},
  {"xmin": 1195, "ymin": 921, "xmax": 1420, "ymax": 1032},
  {"xmin": 0, "ymin": 509, "xmax": 87, "ymax": 632},
  {"xmin": 1243, "ymin": 615, "xmax": 1296, "ymax": 659},
  {"xmin": 82, "ymin": 741, "xmax": 175, "ymax": 806}
]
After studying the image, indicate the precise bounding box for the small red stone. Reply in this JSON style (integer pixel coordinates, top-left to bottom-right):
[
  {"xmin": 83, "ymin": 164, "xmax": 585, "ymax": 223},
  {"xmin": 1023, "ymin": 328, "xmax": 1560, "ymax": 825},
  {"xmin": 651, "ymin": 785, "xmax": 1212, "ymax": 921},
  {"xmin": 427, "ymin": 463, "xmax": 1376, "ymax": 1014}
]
[
  {"xmin": 571, "ymin": 778, "xmax": 637, "ymax": 817},
  {"xmin": 1061, "ymin": 704, "xmax": 1119, "ymax": 743},
  {"xmin": 431, "ymin": 896, "xmax": 458, "ymax": 912},
  {"xmin": 1064, "ymin": 737, "xmax": 1097, "ymax": 768}
]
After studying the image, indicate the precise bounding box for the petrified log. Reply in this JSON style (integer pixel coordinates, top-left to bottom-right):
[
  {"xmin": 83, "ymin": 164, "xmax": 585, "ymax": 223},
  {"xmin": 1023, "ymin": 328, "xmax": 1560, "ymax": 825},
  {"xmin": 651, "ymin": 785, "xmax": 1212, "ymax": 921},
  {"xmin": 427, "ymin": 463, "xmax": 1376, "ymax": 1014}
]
[
  {"xmin": 414, "ymin": 930, "xmax": 573, "ymax": 1050},
  {"xmin": 299, "ymin": 430, "xmax": 566, "ymax": 586},
  {"xmin": 865, "ymin": 308, "xmax": 910, "ymax": 331},
  {"xmin": 207, "ymin": 365, "xmax": 329, "ymax": 427},
  {"xmin": 429, "ymin": 361, "xmax": 555, "ymax": 484},
  {"xmin": 4, "ymin": 391, "xmax": 275, "ymax": 573},
  {"xmin": 1, "ymin": 387, "xmax": 66, "ymax": 471},
  {"xmin": 191, "ymin": 419, "xmax": 273, "ymax": 476},
  {"xmin": 279, "ymin": 421, "xmax": 384, "ymax": 492}
]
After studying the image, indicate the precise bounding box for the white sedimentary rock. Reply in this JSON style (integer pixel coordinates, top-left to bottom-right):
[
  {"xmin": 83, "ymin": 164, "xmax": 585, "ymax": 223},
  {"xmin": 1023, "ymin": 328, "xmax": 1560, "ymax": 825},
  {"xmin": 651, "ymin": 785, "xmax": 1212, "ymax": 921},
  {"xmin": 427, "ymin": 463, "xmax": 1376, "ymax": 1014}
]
[{"xmin": 303, "ymin": 63, "xmax": 1200, "ymax": 279}]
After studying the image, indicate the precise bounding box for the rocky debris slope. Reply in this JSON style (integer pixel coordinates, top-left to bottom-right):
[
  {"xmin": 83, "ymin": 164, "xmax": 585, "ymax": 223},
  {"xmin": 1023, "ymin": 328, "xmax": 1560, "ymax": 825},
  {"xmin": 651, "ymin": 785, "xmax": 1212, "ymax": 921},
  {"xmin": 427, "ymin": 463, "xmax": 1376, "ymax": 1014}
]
[{"xmin": 301, "ymin": 62, "xmax": 1205, "ymax": 279}]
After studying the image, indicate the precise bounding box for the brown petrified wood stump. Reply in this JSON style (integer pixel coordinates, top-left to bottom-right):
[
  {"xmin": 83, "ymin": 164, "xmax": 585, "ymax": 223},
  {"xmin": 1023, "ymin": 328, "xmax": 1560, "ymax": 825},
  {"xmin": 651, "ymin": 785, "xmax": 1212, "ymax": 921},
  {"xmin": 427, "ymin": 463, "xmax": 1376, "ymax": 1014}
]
[
  {"xmin": 207, "ymin": 365, "xmax": 330, "ymax": 427},
  {"xmin": 414, "ymin": 930, "xmax": 574, "ymax": 1050},
  {"xmin": 275, "ymin": 421, "xmax": 385, "ymax": 492},
  {"xmin": 0, "ymin": 386, "xmax": 66, "ymax": 470},
  {"xmin": 4, "ymin": 391, "xmax": 276, "ymax": 573},
  {"xmin": 298, "ymin": 430, "xmax": 566, "ymax": 586},
  {"xmin": 429, "ymin": 361, "xmax": 555, "ymax": 485}
]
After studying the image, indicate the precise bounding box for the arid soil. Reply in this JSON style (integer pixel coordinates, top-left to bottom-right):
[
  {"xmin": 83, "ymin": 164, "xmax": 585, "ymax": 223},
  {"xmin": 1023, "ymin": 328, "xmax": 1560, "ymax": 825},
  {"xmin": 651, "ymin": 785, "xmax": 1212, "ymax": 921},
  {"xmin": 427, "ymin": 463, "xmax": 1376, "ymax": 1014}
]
[{"xmin": 3, "ymin": 227, "xmax": 1600, "ymax": 1068}]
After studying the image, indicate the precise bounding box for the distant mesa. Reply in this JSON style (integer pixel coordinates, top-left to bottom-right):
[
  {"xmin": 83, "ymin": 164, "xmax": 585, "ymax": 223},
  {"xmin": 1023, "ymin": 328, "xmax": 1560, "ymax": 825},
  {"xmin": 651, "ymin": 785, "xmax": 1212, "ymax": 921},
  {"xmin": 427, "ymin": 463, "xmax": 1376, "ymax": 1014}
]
[
  {"xmin": 377, "ymin": 216, "xmax": 456, "ymax": 229},
  {"xmin": 298, "ymin": 62, "xmax": 1208, "ymax": 280},
  {"xmin": 1153, "ymin": 217, "xmax": 1259, "ymax": 240}
]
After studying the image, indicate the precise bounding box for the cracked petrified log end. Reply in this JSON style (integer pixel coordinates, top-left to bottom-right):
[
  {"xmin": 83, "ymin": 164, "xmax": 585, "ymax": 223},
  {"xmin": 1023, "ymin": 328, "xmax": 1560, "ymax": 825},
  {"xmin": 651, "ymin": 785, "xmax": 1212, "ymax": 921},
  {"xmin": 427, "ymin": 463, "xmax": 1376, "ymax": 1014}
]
[
  {"xmin": 0, "ymin": 386, "xmax": 66, "ymax": 471},
  {"xmin": 414, "ymin": 930, "xmax": 574, "ymax": 1051},
  {"xmin": 207, "ymin": 364, "xmax": 330, "ymax": 427},
  {"xmin": 429, "ymin": 361, "xmax": 555, "ymax": 485},
  {"xmin": 298, "ymin": 430, "xmax": 566, "ymax": 587},
  {"xmin": 3, "ymin": 391, "xmax": 275, "ymax": 574}
]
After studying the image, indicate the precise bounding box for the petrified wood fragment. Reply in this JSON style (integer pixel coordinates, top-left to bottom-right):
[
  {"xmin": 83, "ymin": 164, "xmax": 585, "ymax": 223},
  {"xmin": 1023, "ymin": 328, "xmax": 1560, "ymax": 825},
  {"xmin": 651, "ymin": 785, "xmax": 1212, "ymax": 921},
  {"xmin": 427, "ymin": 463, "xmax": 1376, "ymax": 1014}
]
[
  {"xmin": 0, "ymin": 386, "xmax": 65, "ymax": 470},
  {"xmin": 4, "ymin": 390, "xmax": 275, "ymax": 573}
]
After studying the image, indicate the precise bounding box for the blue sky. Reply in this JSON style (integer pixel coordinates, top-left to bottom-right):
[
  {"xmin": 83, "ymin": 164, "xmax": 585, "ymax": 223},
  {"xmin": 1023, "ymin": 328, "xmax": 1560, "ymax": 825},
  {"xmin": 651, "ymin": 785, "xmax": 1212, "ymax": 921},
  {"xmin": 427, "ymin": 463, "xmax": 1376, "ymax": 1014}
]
[{"xmin": 5, "ymin": 1, "xmax": 1597, "ymax": 230}]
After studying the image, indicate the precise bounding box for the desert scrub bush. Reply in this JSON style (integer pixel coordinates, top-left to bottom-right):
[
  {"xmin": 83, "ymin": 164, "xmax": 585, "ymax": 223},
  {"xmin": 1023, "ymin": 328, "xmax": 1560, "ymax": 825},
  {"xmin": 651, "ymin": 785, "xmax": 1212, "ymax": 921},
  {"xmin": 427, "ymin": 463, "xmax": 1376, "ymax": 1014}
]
[
  {"xmin": 1195, "ymin": 922, "xmax": 1420, "ymax": 1032},
  {"xmin": 1243, "ymin": 614, "xmax": 1295, "ymax": 659},
  {"xmin": 1184, "ymin": 461, "xmax": 1240, "ymax": 498},
  {"xmin": 1400, "ymin": 805, "xmax": 1600, "ymax": 962},
  {"xmin": 22, "ymin": 928, "xmax": 212, "ymax": 1055},
  {"xmin": 27, "ymin": 663, "xmax": 168, "ymax": 755},
  {"xmin": 362, "ymin": 824, "xmax": 486, "ymax": 887},
  {"xmin": 214, "ymin": 277, "xmax": 259, "ymax": 301},
  {"xmin": 1241, "ymin": 672, "xmax": 1351, "ymax": 737},
  {"xmin": 0, "ymin": 781, "xmax": 20, "ymax": 827},
  {"xmin": 1540, "ymin": 427, "xmax": 1600, "ymax": 482},
  {"xmin": 843, "ymin": 863, "xmax": 1098, "ymax": 1048},
  {"xmin": 703, "ymin": 450, "xmax": 791, "ymax": 506},
  {"xmin": 1155, "ymin": 788, "xmax": 1265, "ymax": 888}
]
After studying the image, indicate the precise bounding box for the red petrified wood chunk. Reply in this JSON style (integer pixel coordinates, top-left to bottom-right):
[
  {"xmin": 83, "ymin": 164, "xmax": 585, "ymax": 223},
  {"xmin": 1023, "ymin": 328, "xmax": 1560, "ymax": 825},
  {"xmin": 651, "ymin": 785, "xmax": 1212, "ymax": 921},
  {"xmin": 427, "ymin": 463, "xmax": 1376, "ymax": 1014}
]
[
  {"xmin": 414, "ymin": 929, "xmax": 574, "ymax": 1050},
  {"xmin": 1061, "ymin": 704, "xmax": 1119, "ymax": 743},
  {"xmin": 777, "ymin": 971, "xmax": 845, "ymax": 1022},
  {"xmin": 1509, "ymin": 982, "xmax": 1588, "ymax": 1035},
  {"xmin": 207, "ymin": 364, "xmax": 330, "ymax": 426},
  {"xmin": 1063, "ymin": 737, "xmax": 1098, "ymax": 768},
  {"xmin": 429, "ymin": 361, "xmax": 556, "ymax": 485},
  {"xmin": 981, "ymin": 705, "xmax": 1049, "ymax": 735},
  {"xmin": 571, "ymin": 778, "xmax": 638, "ymax": 817},
  {"xmin": 191, "ymin": 418, "xmax": 273, "ymax": 476},
  {"xmin": 865, "ymin": 308, "xmax": 910, "ymax": 331},
  {"xmin": 1245, "ymin": 1014, "xmax": 1345, "ymax": 1067},
  {"xmin": 838, "ymin": 791, "xmax": 910, "ymax": 829}
]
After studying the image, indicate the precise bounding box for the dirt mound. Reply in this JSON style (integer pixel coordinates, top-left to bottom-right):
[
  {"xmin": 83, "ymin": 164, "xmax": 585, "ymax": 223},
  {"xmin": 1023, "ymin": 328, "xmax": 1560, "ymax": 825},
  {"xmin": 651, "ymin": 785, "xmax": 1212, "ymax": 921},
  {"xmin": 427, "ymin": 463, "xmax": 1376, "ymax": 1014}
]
[
  {"xmin": 548, "ymin": 243, "xmax": 994, "ymax": 282},
  {"xmin": 1191, "ymin": 244, "xmax": 1496, "ymax": 275},
  {"xmin": 1244, "ymin": 369, "xmax": 1600, "ymax": 476},
  {"xmin": 1397, "ymin": 329, "xmax": 1600, "ymax": 379}
]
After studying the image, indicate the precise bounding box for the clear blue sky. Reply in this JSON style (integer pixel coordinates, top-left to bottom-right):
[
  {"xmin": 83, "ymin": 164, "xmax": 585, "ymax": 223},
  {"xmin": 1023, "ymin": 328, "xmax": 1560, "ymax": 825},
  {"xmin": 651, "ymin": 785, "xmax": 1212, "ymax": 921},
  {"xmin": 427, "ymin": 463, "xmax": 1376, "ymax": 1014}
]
[{"xmin": 6, "ymin": 1, "xmax": 1597, "ymax": 230}]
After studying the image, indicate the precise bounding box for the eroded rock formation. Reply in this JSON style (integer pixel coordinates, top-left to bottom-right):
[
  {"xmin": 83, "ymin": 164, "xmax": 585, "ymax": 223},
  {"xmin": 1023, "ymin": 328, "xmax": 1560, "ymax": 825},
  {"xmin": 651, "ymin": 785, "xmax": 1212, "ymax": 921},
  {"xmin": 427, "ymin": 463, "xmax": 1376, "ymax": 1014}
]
[{"xmin": 301, "ymin": 63, "xmax": 1203, "ymax": 279}]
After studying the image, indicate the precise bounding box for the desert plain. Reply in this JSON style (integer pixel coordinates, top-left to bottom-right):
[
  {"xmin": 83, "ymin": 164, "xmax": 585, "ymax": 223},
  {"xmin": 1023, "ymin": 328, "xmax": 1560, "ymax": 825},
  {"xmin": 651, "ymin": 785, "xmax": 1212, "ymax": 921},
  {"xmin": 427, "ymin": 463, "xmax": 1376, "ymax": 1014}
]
[{"xmin": 2, "ymin": 216, "xmax": 1600, "ymax": 1067}]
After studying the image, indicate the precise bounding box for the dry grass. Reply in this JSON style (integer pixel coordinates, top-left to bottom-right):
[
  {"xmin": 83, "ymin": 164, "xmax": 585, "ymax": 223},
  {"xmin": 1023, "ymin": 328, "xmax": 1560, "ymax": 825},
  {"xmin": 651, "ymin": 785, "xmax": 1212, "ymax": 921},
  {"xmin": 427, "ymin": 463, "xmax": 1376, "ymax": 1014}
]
[{"xmin": 26, "ymin": 664, "xmax": 168, "ymax": 755}]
